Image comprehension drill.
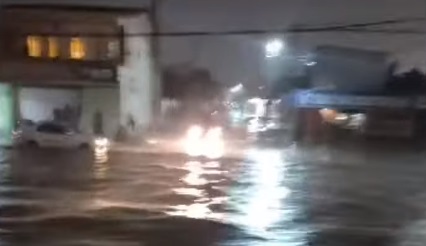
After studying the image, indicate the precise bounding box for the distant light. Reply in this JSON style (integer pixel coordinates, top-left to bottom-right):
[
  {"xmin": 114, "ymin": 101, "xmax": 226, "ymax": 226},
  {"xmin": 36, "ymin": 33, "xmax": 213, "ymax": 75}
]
[
  {"xmin": 146, "ymin": 139, "xmax": 159, "ymax": 145},
  {"xmin": 230, "ymin": 83, "xmax": 243, "ymax": 93},
  {"xmin": 265, "ymin": 39, "xmax": 284, "ymax": 58},
  {"xmin": 247, "ymin": 118, "xmax": 259, "ymax": 133},
  {"xmin": 248, "ymin": 97, "xmax": 263, "ymax": 104},
  {"xmin": 247, "ymin": 98, "xmax": 266, "ymax": 118},
  {"xmin": 319, "ymin": 108, "xmax": 337, "ymax": 123},
  {"xmin": 305, "ymin": 61, "xmax": 317, "ymax": 66},
  {"xmin": 335, "ymin": 113, "xmax": 349, "ymax": 121},
  {"xmin": 94, "ymin": 137, "xmax": 109, "ymax": 148}
]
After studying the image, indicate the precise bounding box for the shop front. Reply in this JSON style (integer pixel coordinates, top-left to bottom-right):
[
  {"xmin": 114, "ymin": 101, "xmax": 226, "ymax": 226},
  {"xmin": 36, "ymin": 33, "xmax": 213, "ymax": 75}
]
[{"xmin": 293, "ymin": 90, "xmax": 418, "ymax": 141}]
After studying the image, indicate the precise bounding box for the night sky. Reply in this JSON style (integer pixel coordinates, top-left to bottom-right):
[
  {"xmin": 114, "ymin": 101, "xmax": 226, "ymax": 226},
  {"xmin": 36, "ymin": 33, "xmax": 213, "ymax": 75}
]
[{"xmin": 2, "ymin": 0, "xmax": 426, "ymax": 85}]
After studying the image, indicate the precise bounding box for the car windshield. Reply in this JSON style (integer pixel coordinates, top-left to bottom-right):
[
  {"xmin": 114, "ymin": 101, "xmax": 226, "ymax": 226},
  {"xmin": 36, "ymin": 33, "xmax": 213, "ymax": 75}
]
[{"xmin": 36, "ymin": 123, "xmax": 67, "ymax": 134}]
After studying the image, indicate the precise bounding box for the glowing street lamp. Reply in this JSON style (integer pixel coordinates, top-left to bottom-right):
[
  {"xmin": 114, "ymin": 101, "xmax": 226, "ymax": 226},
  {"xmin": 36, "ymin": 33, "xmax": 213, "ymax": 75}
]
[
  {"xmin": 229, "ymin": 83, "xmax": 243, "ymax": 93},
  {"xmin": 265, "ymin": 39, "xmax": 284, "ymax": 58}
]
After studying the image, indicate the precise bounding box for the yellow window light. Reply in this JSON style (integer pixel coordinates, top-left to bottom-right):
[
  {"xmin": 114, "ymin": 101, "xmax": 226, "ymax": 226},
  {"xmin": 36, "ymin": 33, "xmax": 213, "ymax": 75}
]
[
  {"xmin": 48, "ymin": 37, "xmax": 59, "ymax": 58},
  {"xmin": 70, "ymin": 37, "xmax": 85, "ymax": 59},
  {"xmin": 26, "ymin": 36, "xmax": 42, "ymax": 58}
]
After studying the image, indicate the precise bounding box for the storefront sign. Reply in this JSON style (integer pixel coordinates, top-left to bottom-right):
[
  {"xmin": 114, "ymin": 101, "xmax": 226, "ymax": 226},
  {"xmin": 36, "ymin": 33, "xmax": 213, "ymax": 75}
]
[
  {"xmin": 72, "ymin": 66, "xmax": 117, "ymax": 83},
  {"xmin": 295, "ymin": 90, "xmax": 413, "ymax": 109}
]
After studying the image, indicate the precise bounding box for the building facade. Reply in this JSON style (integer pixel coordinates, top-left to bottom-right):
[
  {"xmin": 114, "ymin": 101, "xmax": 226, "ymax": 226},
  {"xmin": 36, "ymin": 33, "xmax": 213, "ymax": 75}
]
[
  {"xmin": 289, "ymin": 46, "xmax": 417, "ymax": 140},
  {"xmin": 0, "ymin": 5, "xmax": 155, "ymax": 143}
]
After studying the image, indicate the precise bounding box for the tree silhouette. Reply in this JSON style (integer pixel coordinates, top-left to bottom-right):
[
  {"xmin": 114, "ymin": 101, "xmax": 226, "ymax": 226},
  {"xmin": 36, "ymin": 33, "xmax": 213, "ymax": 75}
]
[
  {"xmin": 162, "ymin": 65, "xmax": 222, "ymax": 100},
  {"xmin": 386, "ymin": 69, "xmax": 426, "ymax": 95}
]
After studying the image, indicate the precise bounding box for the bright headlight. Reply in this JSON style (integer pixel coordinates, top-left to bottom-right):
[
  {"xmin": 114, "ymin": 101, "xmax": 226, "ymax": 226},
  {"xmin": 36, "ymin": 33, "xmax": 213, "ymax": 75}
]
[
  {"xmin": 204, "ymin": 127, "xmax": 224, "ymax": 159},
  {"xmin": 94, "ymin": 137, "xmax": 109, "ymax": 147},
  {"xmin": 204, "ymin": 139, "xmax": 224, "ymax": 159},
  {"xmin": 184, "ymin": 126, "xmax": 224, "ymax": 159},
  {"xmin": 187, "ymin": 125, "xmax": 203, "ymax": 140},
  {"xmin": 206, "ymin": 127, "xmax": 223, "ymax": 140},
  {"xmin": 184, "ymin": 125, "xmax": 204, "ymax": 157}
]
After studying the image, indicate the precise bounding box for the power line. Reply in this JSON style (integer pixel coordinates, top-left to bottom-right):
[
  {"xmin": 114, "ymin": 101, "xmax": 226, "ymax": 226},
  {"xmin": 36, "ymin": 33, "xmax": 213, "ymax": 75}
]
[
  {"xmin": 4, "ymin": 17, "xmax": 426, "ymax": 37},
  {"xmin": 335, "ymin": 28, "xmax": 426, "ymax": 34},
  {"xmin": 322, "ymin": 17, "xmax": 426, "ymax": 29}
]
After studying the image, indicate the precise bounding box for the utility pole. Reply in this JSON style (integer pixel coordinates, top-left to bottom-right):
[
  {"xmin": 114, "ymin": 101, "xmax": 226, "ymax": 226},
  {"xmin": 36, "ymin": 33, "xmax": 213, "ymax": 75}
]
[{"xmin": 150, "ymin": 0, "xmax": 162, "ymax": 127}]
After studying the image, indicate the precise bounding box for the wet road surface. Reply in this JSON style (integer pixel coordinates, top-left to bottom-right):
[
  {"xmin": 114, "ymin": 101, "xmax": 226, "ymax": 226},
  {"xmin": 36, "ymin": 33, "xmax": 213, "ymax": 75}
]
[{"xmin": 1, "ymin": 141, "xmax": 426, "ymax": 245}]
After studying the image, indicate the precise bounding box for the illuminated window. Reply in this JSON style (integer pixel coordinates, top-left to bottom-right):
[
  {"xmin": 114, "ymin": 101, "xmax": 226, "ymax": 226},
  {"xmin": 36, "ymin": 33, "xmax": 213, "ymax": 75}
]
[
  {"xmin": 70, "ymin": 38, "xmax": 85, "ymax": 59},
  {"xmin": 48, "ymin": 37, "xmax": 59, "ymax": 58},
  {"xmin": 26, "ymin": 36, "xmax": 42, "ymax": 57}
]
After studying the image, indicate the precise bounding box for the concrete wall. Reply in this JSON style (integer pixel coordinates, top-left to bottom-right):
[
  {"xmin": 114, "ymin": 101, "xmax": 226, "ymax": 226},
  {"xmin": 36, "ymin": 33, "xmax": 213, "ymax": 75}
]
[
  {"xmin": 19, "ymin": 87, "xmax": 80, "ymax": 122},
  {"xmin": 80, "ymin": 88, "xmax": 120, "ymax": 139},
  {"xmin": 117, "ymin": 13, "xmax": 154, "ymax": 135}
]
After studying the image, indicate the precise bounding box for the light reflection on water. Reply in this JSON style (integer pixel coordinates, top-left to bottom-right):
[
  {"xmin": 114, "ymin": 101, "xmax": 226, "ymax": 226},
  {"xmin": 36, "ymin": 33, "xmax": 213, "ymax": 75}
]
[
  {"xmin": 181, "ymin": 161, "xmax": 209, "ymax": 186},
  {"xmin": 0, "ymin": 145, "xmax": 308, "ymax": 245},
  {"xmin": 93, "ymin": 146, "xmax": 110, "ymax": 180},
  {"xmin": 173, "ymin": 187, "xmax": 205, "ymax": 197},
  {"xmin": 228, "ymin": 147, "xmax": 294, "ymax": 241},
  {"xmin": 165, "ymin": 148, "xmax": 298, "ymax": 242},
  {"xmin": 94, "ymin": 146, "xmax": 109, "ymax": 164},
  {"xmin": 4, "ymin": 143, "xmax": 426, "ymax": 245},
  {"xmin": 166, "ymin": 161, "xmax": 228, "ymax": 221}
]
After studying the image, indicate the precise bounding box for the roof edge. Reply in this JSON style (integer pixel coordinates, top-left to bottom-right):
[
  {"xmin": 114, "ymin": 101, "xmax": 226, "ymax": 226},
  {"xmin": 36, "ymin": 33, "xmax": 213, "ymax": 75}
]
[{"xmin": 1, "ymin": 4, "xmax": 149, "ymax": 14}]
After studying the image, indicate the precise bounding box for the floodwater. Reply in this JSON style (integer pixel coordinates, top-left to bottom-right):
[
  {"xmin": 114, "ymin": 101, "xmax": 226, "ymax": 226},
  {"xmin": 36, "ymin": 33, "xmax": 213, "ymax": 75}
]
[{"xmin": 1, "ymin": 141, "xmax": 426, "ymax": 246}]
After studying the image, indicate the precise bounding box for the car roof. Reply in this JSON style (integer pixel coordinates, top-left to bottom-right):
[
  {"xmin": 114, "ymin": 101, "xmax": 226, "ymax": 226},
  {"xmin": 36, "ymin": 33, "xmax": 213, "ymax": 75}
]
[{"xmin": 36, "ymin": 122, "xmax": 67, "ymax": 127}]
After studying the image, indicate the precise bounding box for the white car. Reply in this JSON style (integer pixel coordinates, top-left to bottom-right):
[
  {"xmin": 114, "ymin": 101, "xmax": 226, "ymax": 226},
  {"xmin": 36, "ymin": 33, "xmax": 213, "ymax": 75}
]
[{"xmin": 13, "ymin": 122, "xmax": 109, "ymax": 149}]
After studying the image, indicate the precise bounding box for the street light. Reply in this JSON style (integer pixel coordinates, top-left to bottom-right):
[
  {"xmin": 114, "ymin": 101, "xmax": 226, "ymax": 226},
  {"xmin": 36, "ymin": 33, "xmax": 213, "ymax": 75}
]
[
  {"xmin": 229, "ymin": 83, "xmax": 243, "ymax": 93},
  {"xmin": 265, "ymin": 39, "xmax": 284, "ymax": 58},
  {"xmin": 305, "ymin": 61, "xmax": 317, "ymax": 66}
]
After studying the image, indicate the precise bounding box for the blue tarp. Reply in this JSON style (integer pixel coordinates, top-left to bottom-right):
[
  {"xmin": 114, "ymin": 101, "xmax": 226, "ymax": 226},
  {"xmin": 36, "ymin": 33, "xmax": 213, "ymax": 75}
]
[{"xmin": 292, "ymin": 89, "xmax": 419, "ymax": 109}]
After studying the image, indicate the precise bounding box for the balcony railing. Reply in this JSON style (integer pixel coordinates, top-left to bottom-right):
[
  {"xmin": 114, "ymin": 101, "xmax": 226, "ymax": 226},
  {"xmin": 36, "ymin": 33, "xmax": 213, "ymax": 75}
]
[{"xmin": 0, "ymin": 60, "xmax": 118, "ymax": 86}]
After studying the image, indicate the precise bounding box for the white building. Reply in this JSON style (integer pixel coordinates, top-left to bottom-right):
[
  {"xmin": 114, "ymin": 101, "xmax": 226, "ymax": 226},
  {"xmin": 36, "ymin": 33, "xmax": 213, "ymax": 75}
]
[{"xmin": 0, "ymin": 5, "xmax": 156, "ymax": 143}]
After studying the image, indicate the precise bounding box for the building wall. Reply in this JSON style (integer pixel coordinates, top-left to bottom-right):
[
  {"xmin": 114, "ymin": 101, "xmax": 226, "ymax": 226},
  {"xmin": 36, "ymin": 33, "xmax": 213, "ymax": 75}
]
[
  {"xmin": 117, "ymin": 13, "xmax": 154, "ymax": 134},
  {"xmin": 19, "ymin": 87, "xmax": 120, "ymax": 138},
  {"xmin": 0, "ymin": 8, "xmax": 155, "ymax": 140},
  {"xmin": 0, "ymin": 8, "xmax": 122, "ymax": 85},
  {"xmin": 1, "ymin": 14, "xmax": 119, "ymax": 61},
  {"xmin": 80, "ymin": 88, "xmax": 120, "ymax": 139},
  {"xmin": 19, "ymin": 87, "xmax": 80, "ymax": 122}
]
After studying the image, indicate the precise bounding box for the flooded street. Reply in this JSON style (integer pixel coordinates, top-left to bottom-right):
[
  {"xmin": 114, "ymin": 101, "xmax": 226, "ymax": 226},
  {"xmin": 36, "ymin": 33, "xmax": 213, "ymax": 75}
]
[{"xmin": 1, "ymin": 142, "xmax": 426, "ymax": 245}]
